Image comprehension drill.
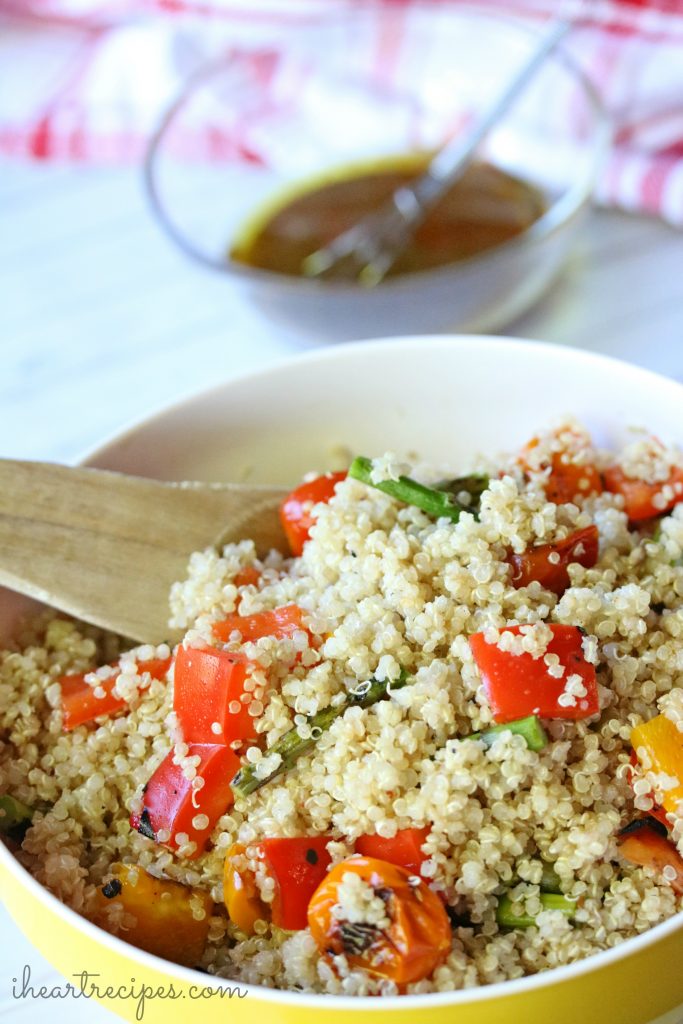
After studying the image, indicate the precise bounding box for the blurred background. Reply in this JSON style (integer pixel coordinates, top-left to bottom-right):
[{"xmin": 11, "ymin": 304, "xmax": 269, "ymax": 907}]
[
  {"xmin": 1, "ymin": 2, "xmax": 683, "ymax": 1018},
  {"xmin": 1, "ymin": 0, "xmax": 683, "ymax": 460}
]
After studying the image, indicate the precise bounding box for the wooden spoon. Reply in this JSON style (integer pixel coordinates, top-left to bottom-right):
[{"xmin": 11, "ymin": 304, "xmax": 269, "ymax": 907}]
[{"xmin": 0, "ymin": 460, "xmax": 288, "ymax": 645}]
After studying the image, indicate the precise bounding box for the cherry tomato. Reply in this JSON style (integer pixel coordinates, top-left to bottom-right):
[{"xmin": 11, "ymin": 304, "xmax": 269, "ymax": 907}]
[
  {"xmin": 604, "ymin": 465, "xmax": 683, "ymax": 522},
  {"xmin": 521, "ymin": 434, "xmax": 602, "ymax": 504},
  {"xmin": 280, "ymin": 472, "xmax": 347, "ymax": 556},
  {"xmin": 508, "ymin": 525, "xmax": 599, "ymax": 596},
  {"xmin": 308, "ymin": 855, "xmax": 451, "ymax": 985}
]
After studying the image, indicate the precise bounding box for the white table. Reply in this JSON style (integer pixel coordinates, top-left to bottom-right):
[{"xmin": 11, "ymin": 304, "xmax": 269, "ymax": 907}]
[{"xmin": 2, "ymin": 161, "xmax": 683, "ymax": 1024}]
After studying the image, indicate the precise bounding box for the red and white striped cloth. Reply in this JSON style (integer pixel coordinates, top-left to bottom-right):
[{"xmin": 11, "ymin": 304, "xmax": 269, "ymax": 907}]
[{"xmin": 1, "ymin": 0, "xmax": 683, "ymax": 224}]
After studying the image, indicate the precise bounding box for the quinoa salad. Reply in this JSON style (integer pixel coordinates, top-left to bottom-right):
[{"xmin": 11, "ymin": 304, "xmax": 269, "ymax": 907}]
[{"xmin": 2, "ymin": 420, "xmax": 683, "ymax": 996}]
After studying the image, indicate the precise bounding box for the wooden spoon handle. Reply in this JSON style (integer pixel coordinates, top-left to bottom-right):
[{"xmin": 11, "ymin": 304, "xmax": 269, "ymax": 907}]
[{"xmin": 0, "ymin": 460, "xmax": 287, "ymax": 644}]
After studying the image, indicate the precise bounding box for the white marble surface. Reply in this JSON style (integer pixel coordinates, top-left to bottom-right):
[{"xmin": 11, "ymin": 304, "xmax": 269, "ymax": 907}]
[{"xmin": 2, "ymin": 160, "xmax": 683, "ymax": 1022}]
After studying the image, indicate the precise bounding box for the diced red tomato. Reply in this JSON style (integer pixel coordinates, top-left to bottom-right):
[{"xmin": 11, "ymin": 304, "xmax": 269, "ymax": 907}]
[
  {"xmin": 131, "ymin": 743, "xmax": 240, "ymax": 859},
  {"xmin": 256, "ymin": 835, "xmax": 333, "ymax": 930},
  {"xmin": 604, "ymin": 465, "xmax": 683, "ymax": 522},
  {"xmin": 213, "ymin": 604, "xmax": 309, "ymax": 645},
  {"xmin": 174, "ymin": 645, "xmax": 258, "ymax": 746},
  {"xmin": 521, "ymin": 435, "xmax": 602, "ymax": 505},
  {"xmin": 647, "ymin": 805, "xmax": 671, "ymax": 830},
  {"xmin": 355, "ymin": 827, "xmax": 431, "ymax": 875},
  {"xmin": 60, "ymin": 656, "xmax": 171, "ymax": 731},
  {"xmin": 280, "ymin": 472, "xmax": 347, "ymax": 556},
  {"xmin": 628, "ymin": 752, "xmax": 670, "ymax": 829},
  {"xmin": 469, "ymin": 624, "xmax": 599, "ymax": 723},
  {"xmin": 233, "ymin": 566, "xmax": 262, "ymax": 588},
  {"xmin": 508, "ymin": 525, "xmax": 599, "ymax": 596},
  {"xmin": 618, "ymin": 819, "xmax": 683, "ymax": 895}
]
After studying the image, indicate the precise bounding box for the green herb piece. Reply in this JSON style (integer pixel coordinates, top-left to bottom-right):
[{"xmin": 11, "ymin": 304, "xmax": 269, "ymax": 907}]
[
  {"xmin": 348, "ymin": 456, "xmax": 488, "ymax": 523},
  {"xmin": 469, "ymin": 715, "xmax": 548, "ymax": 753},
  {"xmin": 0, "ymin": 794, "xmax": 34, "ymax": 841},
  {"xmin": 539, "ymin": 862, "xmax": 563, "ymax": 894},
  {"xmin": 231, "ymin": 671, "xmax": 412, "ymax": 798},
  {"xmin": 496, "ymin": 891, "xmax": 576, "ymax": 929}
]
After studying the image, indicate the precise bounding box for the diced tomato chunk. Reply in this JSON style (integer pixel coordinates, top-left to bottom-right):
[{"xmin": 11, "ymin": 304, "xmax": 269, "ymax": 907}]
[
  {"xmin": 508, "ymin": 525, "xmax": 599, "ymax": 596},
  {"xmin": 60, "ymin": 656, "xmax": 171, "ymax": 731},
  {"xmin": 131, "ymin": 744, "xmax": 240, "ymax": 859},
  {"xmin": 213, "ymin": 604, "xmax": 309, "ymax": 645},
  {"xmin": 618, "ymin": 819, "xmax": 683, "ymax": 895},
  {"xmin": 256, "ymin": 836, "xmax": 333, "ymax": 930},
  {"xmin": 280, "ymin": 472, "xmax": 347, "ymax": 556},
  {"xmin": 355, "ymin": 827, "xmax": 430, "ymax": 874},
  {"xmin": 604, "ymin": 465, "xmax": 683, "ymax": 522},
  {"xmin": 520, "ymin": 434, "xmax": 602, "ymax": 505},
  {"xmin": 60, "ymin": 673, "xmax": 123, "ymax": 730},
  {"xmin": 174, "ymin": 645, "xmax": 258, "ymax": 746},
  {"xmin": 233, "ymin": 565, "xmax": 262, "ymax": 588},
  {"xmin": 469, "ymin": 624, "xmax": 599, "ymax": 723}
]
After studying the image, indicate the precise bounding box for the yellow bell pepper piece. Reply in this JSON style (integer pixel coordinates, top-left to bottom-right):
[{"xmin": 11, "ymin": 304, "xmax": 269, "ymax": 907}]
[
  {"xmin": 632, "ymin": 714, "xmax": 683, "ymax": 815},
  {"xmin": 96, "ymin": 863, "xmax": 213, "ymax": 966},
  {"xmin": 224, "ymin": 843, "xmax": 269, "ymax": 935}
]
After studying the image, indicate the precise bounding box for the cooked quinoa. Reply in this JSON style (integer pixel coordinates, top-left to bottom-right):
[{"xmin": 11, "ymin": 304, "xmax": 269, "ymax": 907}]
[{"xmin": 2, "ymin": 419, "xmax": 683, "ymax": 995}]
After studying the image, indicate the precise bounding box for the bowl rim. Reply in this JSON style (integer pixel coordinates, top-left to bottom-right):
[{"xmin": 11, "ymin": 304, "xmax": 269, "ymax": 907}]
[
  {"xmin": 2, "ymin": 333, "xmax": 683, "ymax": 1009},
  {"xmin": 143, "ymin": 5, "xmax": 611, "ymax": 290}
]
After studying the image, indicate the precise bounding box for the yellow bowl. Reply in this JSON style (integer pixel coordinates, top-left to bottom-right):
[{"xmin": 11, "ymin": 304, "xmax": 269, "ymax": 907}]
[{"xmin": 2, "ymin": 336, "xmax": 682, "ymax": 1023}]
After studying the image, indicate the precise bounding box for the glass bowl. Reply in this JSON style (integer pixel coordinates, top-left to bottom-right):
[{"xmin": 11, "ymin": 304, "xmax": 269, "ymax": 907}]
[{"xmin": 144, "ymin": 6, "xmax": 610, "ymax": 340}]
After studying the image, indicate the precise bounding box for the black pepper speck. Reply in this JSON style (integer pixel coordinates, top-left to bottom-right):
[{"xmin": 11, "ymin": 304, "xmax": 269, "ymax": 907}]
[{"xmin": 101, "ymin": 878, "xmax": 123, "ymax": 899}]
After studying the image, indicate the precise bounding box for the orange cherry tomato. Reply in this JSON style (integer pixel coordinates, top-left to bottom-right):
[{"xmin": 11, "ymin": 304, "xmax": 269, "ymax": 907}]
[
  {"xmin": 223, "ymin": 843, "xmax": 269, "ymax": 934},
  {"xmin": 520, "ymin": 434, "xmax": 602, "ymax": 505},
  {"xmin": 280, "ymin": 472, "xmax": 347, "ymax": 556},
  {"xmin": 307, "ymin": 855, "xmax": 451, "ymax": 985},
  {"xmin": 604, "ymin": 465, "xmax": 683, "ymax": 522},
  {"xmin": 508, "ymin": 524, "xmax": 599, "ymax": 596}
]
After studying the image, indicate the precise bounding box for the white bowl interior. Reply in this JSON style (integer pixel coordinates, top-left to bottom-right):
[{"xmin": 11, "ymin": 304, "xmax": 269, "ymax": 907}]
[{"xmin": 87, "ymin": 336, "xmax": 683, "ymax": 484}]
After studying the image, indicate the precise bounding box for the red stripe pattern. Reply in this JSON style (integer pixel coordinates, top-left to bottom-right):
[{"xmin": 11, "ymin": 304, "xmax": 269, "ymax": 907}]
[{"xmin": 1, "ymin": 0, "xmax": 682, "ymax": 224}]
